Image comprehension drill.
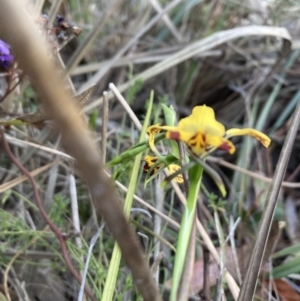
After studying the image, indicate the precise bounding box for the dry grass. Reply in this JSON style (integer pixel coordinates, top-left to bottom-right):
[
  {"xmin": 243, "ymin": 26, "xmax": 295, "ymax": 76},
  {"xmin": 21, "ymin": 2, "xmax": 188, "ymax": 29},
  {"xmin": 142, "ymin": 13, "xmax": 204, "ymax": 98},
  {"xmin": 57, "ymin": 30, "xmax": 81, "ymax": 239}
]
[{"xmin": 0, "ymin": 0, "xmax": 300, "ymax": 300}]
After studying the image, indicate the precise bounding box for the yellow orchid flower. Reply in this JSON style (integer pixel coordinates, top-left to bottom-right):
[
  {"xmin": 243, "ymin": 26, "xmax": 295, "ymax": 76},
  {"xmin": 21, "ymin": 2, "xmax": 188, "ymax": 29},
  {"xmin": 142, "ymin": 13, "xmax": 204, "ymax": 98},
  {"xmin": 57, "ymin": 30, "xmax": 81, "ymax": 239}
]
[
  {"xmin": 168, "ymin": 164, "xmax": 184, "ymax": 183},
  {"xmin": 143, "ymin": 155, "xmax": 183, "ymax": 183},
  {"xmin": 147, "ymin": 124, "xmax": 175, "ymax": 155},
  {"xmin": 143, "ymin": 155, "xmax": 161, "ymax": 174},
  {"xmin": 147, "ymin": 105, "xmax": 271, "ymax": 156}
]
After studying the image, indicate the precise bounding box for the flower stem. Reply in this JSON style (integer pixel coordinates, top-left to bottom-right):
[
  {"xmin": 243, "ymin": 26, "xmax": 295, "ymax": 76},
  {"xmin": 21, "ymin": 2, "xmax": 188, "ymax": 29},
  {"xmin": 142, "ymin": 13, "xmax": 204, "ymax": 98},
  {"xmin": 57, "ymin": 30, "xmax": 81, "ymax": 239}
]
[{"xmin": 170, "ymin": 163, "xmax": 203, "ymax": 301}]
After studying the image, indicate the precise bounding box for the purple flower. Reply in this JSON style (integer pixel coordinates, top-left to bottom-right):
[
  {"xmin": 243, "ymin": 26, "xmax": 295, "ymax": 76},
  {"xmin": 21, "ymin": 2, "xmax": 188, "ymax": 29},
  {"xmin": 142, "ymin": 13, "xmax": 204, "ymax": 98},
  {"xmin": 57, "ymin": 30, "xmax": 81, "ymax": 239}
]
[
  {"xmin": 56, "ymin": 15, "xmax": 65, "ymax": 25},
  {"xmin": 0, "ymin": 39, "xmax": 13, "ymax": 68}
]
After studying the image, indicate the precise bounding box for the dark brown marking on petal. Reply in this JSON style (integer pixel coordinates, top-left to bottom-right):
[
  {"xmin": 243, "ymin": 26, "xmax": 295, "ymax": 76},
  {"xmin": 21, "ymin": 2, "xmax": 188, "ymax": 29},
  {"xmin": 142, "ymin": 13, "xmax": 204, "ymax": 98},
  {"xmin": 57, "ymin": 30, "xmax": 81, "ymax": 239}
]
[
  {"xmin": 188, "ymin": 135, "xmax": 197, "ymax": 146},
  {"xmin": 218, "ymin": 142, "xmax": 232, "ymax": 152},
  {"xmin": 201, "ymin": 133, "xmax": 206, "ymax": 142},
  {"xmin": 168, "ymin": 131, "xmax": 180, "ymax": 140},
  {"xmin": 177, "ymin": 175, "xmax": 183, "ymax": 181}
]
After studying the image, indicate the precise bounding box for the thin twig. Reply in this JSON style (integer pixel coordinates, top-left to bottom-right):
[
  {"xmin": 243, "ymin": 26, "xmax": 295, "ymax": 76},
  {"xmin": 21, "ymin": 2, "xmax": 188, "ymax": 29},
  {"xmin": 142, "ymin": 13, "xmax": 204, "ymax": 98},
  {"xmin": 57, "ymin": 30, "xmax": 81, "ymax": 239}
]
[
  {"xmin": 0, "ymin": 161, "xmax": 58, "ymax": 193},
  {"xmin": 153, "ymin": 174, "xmax": 164, "ymax": 282},
  {"xmin": 214, "ymin": 210, "xmax": 226, "ymax": 301},
  {"xmin": 69, "ymin": 172, "xmax": 86, "ymax": 301},
  {"xmin": 197, "ymin": 200, "xmax": 210, "ymax": 301},
  {"xmin": 48, "ymin": 0, "xmax": 64, "ymax": 25},
  {"xmin": 227, "ymin": 217, "xmax": 242, "ymax": 285},
  {"xmin": 202, "ymin": 246, "xmax": 210, "ymax": 300},
  {"xmin": 70, "ymin": 173, "xmax": 82, "ymax": 249},
  {"xmin": 148, "ymin": 0, "xmax": 182, "ymax": 42},
  {"xmin": 44, "ymin": 163, "xmax": 59, "ymax": 212},
  {"xmin": 110, "ymin": 172, "xmax": 180, "ymax": 229},
  {"xmin": 208, "ymin": 156, "xmax": 300, "ymax": 188},
  {"xmin": 3, "ymin": 128, "xmax": 57, "ymax": 183},
  {"xmin": 4, "ymin": 133, "xmax": 74, "ymax": 160},
  {"xmin": 101, "ymin": 91, "xmax": 109, "ymax": 165},
  {"xmin": 177, "ymin": 218, "xmax": 196, "ymax": 301},
  {"xmin": 72, "ymin": 49, "xmax": 220, "ymax": 76},
  {"xmin": 109, "ymin": 82, "xmax": 142, "ymax": 131},
  {"xmin": 78, "ymin": 224, "xmax": 105, "ymax": 301},
  {"xmin": 0, "ymin": 72, "xmax": 25, "ymax": 104}
]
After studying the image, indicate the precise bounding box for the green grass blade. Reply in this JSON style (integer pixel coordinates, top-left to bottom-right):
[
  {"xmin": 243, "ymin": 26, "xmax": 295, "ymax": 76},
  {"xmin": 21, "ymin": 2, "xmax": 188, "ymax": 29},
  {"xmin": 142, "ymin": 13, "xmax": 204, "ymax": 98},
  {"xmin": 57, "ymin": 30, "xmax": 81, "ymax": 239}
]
[
  {"xmin": 106, "ymin": 133, "xmax": 165, "ymax": 167},
  {"xmin": 170, "ymin": 163, "xmax": 203, "ymax": 301},
  {"xmin": 271, "ymin": 87, "xmax": 300, "ymax": 135},
  {"xmin": 256, "ymin": 50, "xmax": 299, "ymax": 132},
  {"xmin": 192, "ymin": 155, "xmax": 226, "ymax": 197},
  {"xmin": 271, "ymin": 255, "xmax": 300, "ymax": 279},
  {"xmin": 102, "ymin": 91, "xmax": 154, "ymax": 301},
  {"xmin": 0, "ymin": 119, "xmax": 28, "ymax": 126},
  {"xmin": 272, "ymin": 242, "xmax": 300, "ymax": 259}
]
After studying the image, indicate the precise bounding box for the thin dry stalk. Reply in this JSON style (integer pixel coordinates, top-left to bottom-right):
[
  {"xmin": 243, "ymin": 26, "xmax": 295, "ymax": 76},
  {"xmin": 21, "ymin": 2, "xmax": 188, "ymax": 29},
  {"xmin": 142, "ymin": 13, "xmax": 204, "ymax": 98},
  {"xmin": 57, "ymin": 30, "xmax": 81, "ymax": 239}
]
[
  {"xmin": 153, "ymin": 174, "xmax": 164, "ymax": 282},
  {"xmin": 101, "ymin": 91, "xmax": 109, "ymax": 165},
  {"xmin": 111, "ymin": 173, "xmax": 180, "ymax": 229},
  {"xmin": 0, "ymin": 161, "xmax": 58, "ymax": 193},
  {"xmin": 3, "ymin": 128, "xmax": 56, "ymax": 183},
  {"xmin": 44, "ymin": 163, "xmax": 59, "ymax": 212},
  {"xmin": 227, "ymin": 217, "xmax": 242, "ymax": 285},
  {"xmin": 69, "ymin": 173, "xmax": 85, "ymax": 286},
  {"xmin": 177, "ymin": 219, "xmax": 196, "ymax": 301},
  {"xmin": 208, "ymin": 157, "xmax": 300, "ymax": 188},
  {"xmin": 148, "ymin": 0, "xmax": 182, "ymax": 42},
  {"xmin": 78, "ymin": 224, "xmax": 105, "ymax": 301},
  {"xmin": 237, "ymin": 83, "xmax": 300, "ymax": 301},
  {"xmin": 4, "ymin": 133, "xmax": 73, "ymax": 160},
  {"xmin": 109, "ymin": 82, "xmax": 142, "ymax": 130},
  {"xmin": 73, "ymin": 48, "xmax": 220, "ymax": 76},
  {"xmin": 48, "ymin": 0, "xmax": 64, "ymax": 25}
]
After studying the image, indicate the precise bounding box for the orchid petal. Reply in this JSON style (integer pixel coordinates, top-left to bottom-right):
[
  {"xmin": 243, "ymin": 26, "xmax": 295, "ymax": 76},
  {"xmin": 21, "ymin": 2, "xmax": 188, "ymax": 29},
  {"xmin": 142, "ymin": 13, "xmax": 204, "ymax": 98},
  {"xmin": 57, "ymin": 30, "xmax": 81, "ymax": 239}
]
[
  {"xmin": 143, "ymin": 155, "xmax": 158, "ymax": 171},
  {"xmin": 225, "ymin": 128, "xmax": 271, "ymax": 148},
  {"xmin": 178, "ymin": 105, "xmax": 225, "ymax": 137},
  {"xmin": 206, "ymin": 134, "xmax": 236, "ymax": 154},
  {"xmin": 168, "ymin": 164, "xmax": 184, "ymax": 183},
  {"xmin": 146, "ymin": 124, "xmax": 161, "ymax": 153},
  {"xmin": 147, "ymin": 124, "xmax": 178, "ymax": 154}
]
